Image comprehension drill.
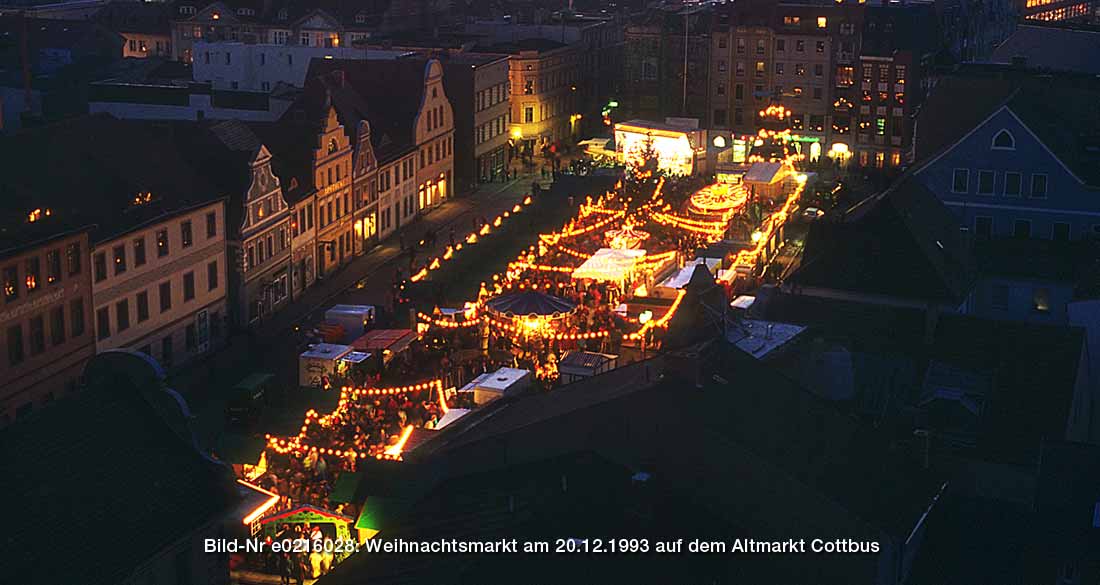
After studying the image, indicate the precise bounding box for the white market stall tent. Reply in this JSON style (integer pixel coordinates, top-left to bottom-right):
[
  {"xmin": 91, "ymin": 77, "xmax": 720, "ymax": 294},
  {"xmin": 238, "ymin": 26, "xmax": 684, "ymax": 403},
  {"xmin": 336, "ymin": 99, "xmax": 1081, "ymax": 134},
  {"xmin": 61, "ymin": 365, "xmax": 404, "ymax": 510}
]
[{"xmin": 571, "ymin": 248, "xmax": 647, "ymax": 286}]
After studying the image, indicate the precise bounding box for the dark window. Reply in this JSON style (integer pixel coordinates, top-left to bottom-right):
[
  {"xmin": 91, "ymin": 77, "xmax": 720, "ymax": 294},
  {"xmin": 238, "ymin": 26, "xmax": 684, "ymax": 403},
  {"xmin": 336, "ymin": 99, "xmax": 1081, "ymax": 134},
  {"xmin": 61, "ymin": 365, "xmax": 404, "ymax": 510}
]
[
  {"xmin": 206, "ymin": 212, "xmax": 217, "ymax": 238},
  {"xmin": 977, "ymin": 170, "xmax": 994, "ymax": 195},
  {"xmin": 992, "ymin": 129, "xmax": 1014, "ymax": 149},
  {"xmin": 714, "ymin": 109, "xmax": 727, "ymax": 126},
  {"xmin": 7, "ymin": 325, "xmax": 23, "ymax": 365},
  {"xmin": 1030, "ymin": 174, "xmax": 1048, "ymax": 198},
  {"xmin": 991, "ymin": 284, "xmax": 1009, "ymax": 310},
  {"xmin": 94, "ymin": 252, "xmax": 107, "ymax": 283},
  {"xmin": 975, "ymin": 216, "xmax": 993, "ymax": 238},
  {"xmin": 66, "ymin": 242, "xmax": 81, "ymax": 276},
  {"xmin": 113, "ymin": 245, "xmax": 127, "ymax": 275},
  {"xmin": 735, "ymin": 84, "xmax": 744, "ymax": 100},
  {"xmin": 133, "ymin": 237, "xmax": 146, "ymax": 267},
  {"xmin": 1003, "ymin": 172, "xmax": 1021, "ymax": 196},
  {"xmin": 181, "ymin": 221, "xmax": 193, "ymax": 248},
  {"xmin": 952, "ymin": 169, "xmax": 968, "ymax": 193},
  {"xmin": 162, "ymin": 335, "xmax": 174, "ymax": 367},
  {"xmin": 96, "ymin": 307, "xmax": 110, "ymax": 340},
  {"xmin": 46, "ymin": 249, "xmax": 61, "ymax": 285},
  {"xmin": 1052, "ymin": 222, "xmax": 1071, "ymax": 241},
  {"xmin": 70, "ymin": 300, "xmax": 84, "ymax": 338},
  {"xmin": 50, "ymin": 306, "xmax": 65, "ymax": 346},
  {"xmin": 116, "ymin": 299, "xmax": 130, "ymax": 332},
  {"xmin": 186, "ymin": 323, "xmax": 197, "ymax": 351},
  {"xmin": 137, "ymin": 291, "xmax": 149, "ymax": 322},
  {"xmin": 776, "ymin": 39, "xmax": 785, "ymax": 51},
  {"xmin": 156, "ymin": 229, "xmax": 169, "ymax": 257},
  {"xmin": 159, "ymin": 281, "xmax": 172, "ymax": 313},
  {"xmin": 1014, "ymin": 219, "xmax": 1031, "ymax": 239},
  {"xmin": 183, "ymin": 272, "xmax": 195, "ymax": 302},
  {"xmin": 208, "ymin": 261, "xmax": 218, "ymax": 291}
]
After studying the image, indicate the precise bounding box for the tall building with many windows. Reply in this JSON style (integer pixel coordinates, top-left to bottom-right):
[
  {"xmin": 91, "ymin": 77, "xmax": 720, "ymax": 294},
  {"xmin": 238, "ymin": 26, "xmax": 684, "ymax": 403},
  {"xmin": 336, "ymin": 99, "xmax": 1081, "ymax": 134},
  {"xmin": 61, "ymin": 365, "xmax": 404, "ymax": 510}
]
[
  {"xmin": 177, "ymin": 120, "xmax": 293, "ymax": 327},
  {"xmin": 0, "ymin": 115, "xmax": 230, "ymax": 379},
  {"xmin": 0, "ymin": 228, "xmax": 94, "ymax": 426}
]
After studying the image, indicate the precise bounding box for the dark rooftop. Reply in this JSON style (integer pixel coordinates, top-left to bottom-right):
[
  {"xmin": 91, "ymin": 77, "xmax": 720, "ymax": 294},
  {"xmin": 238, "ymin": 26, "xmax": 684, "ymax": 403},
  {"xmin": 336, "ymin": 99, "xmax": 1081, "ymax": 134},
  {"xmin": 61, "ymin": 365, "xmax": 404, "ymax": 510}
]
[
  {"xmin": 754, "ymin": 292, "xmax": 1087, "ymax": 465},
  {"xmin": 0, "ymin": 114, "xmax": 223, "ymax": 245},
  {"xmin": 913, "ymin": 70, "xmax": 1100, "ymax": 186},
  {"xmin": 991, "ymin": 24, "xmax": 1100, "ymax": 76},
  {"xmin": 0, "ymin": 351, "xmax": 238, "ymax": 585},
  {"xmin": 294, "ymin": 57, "xmax": 432, "ymax": 164},
  {"xmin": 95, "ymin": 1, "xmax": 173, "ymax": 35},
  {"xmin": 481, "ymin": 37, "xmax": 568, "ymax": 53},
  {"xmin": 788, "ymin": 177, "xmax": 974, "ymax": 306}
]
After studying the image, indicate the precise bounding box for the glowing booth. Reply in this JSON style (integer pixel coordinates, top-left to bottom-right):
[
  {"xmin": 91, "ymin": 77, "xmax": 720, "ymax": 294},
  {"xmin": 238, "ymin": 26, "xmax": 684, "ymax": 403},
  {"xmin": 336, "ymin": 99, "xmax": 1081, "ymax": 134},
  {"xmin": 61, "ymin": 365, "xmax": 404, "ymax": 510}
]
[{"xmin": 614, "ymin": 119, "xmax": 706, "ymax": 176}]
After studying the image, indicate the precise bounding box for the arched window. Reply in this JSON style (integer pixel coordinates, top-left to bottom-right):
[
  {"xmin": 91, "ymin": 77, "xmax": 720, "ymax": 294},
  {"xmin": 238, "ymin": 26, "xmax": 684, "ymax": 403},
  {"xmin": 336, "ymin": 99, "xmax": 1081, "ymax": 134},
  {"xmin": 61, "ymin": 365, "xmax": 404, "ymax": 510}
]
[{"xmin": 992, "ymin": 129, "xmax": 1015, "ymax": 150}]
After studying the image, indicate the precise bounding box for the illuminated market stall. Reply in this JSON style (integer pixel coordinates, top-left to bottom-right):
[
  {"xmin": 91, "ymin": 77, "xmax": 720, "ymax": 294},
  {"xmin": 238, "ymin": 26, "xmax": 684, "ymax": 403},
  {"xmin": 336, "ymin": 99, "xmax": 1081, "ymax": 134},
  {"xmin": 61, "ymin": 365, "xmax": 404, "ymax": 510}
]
[{"xmin": 614, "ymin": 119, "xmax": 707, "ymax": 176}]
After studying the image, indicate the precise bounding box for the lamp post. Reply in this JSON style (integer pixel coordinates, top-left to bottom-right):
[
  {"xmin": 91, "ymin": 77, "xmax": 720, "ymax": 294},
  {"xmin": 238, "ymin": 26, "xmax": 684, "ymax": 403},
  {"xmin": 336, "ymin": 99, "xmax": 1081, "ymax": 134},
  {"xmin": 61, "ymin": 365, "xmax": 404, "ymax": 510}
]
[{"xmin": 638, "ymin": 310, "xmax": 653, "ymax": 359}]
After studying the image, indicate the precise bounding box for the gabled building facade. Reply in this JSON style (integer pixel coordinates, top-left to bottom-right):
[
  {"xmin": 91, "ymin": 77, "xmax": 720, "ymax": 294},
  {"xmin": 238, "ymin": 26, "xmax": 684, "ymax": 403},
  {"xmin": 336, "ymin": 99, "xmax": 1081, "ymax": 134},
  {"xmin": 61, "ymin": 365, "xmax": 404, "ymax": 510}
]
[
  {"xmin": 299, "ymin": 57, "xmax": 455, "ymax": 242},
  {"xmin": 311, "ymin": 106, "xmax": 356, "ymax": 277},
  {"xmin": 181, "ymin": 120, "xmax": 293, "ymax": 328},
  {"xmin": 913, "ymin": 74, "xmax": 1100, "ymax": 241}
]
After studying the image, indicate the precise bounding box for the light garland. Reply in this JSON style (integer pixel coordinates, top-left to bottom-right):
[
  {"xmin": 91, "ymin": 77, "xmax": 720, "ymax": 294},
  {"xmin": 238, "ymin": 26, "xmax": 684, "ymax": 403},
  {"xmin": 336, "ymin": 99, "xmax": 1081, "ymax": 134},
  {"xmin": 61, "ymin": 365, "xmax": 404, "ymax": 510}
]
[
  {"xmin": 416, "ymin": 311, "xmax": 480, "ymax": 328},
  {"xmin": 263, "ymin": 379, "xmax": 447, "ymax": 463},
  {"xmin": 409, "ymin": 194, "xmax": 536, "ymax": 282},
  {"xmin": 624, "ymin": 289, "xmax": 686, "ymax": 340}
]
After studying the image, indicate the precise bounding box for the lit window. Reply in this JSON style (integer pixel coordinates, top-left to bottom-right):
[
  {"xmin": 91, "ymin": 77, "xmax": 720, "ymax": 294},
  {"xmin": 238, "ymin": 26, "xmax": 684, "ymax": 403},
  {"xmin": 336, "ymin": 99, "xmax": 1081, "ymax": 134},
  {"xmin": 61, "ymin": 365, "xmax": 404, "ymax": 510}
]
[
  {"xmin": 817, "ymin": 17, "xmax": 827, "ymax": 28},
  {"xmin": 1033, "ymin": 288, "xmax": 1050, "ymax": 313}
]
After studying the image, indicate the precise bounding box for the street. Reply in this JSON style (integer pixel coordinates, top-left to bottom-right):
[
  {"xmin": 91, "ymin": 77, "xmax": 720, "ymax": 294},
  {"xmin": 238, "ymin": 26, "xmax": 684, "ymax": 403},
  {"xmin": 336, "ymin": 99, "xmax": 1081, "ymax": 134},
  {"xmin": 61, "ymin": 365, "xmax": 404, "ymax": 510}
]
[{"xmin": 173, "ymin": 176, "xmax": 540, "ymax": 449}]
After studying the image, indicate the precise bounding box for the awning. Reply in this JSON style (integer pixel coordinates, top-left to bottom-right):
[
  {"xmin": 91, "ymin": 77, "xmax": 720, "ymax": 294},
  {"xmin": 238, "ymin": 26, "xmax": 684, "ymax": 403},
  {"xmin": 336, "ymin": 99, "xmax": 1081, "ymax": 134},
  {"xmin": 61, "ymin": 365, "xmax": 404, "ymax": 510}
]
[{"xmin": 571, "ymin": 248, "xmax": 646, "ymax": 282}]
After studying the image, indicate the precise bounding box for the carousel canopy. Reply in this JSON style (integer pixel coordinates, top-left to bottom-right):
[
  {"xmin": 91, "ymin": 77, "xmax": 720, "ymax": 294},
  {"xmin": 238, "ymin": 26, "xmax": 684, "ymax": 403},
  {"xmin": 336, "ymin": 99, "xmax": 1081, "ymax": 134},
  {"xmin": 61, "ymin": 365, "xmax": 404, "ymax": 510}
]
[
  {"xmin": 484, "ymin": 291, "xmax": 576, "ymax": 319},
  {"xmin": 571, "ymin": 248, "xmax": 646, "ymax": 283}
]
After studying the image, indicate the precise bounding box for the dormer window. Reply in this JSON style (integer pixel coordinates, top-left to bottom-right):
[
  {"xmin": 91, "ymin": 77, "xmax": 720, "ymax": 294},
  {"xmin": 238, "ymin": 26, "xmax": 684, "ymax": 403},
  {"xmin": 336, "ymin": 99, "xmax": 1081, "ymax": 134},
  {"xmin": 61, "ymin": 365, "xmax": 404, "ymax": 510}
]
[
  {"xmin": 355, "ymin": 13, "xmax": 366, "ymax": 24},
  {"xmin": 328, "ymin": 139, "xmax": 338, "ymax": 154},
  {"xmin": 179, "ymin": 5, "xmax": 195, "ymax": 15},
  {"xmin": 992, "ymin": 129, "xmax": 1015, "ymax": 150},
  {"xmin": 237, "ymin": 8, "xmax": 254, "ymax": 16},
  {"xmin": 277, "ymin": 8, "xmax": 288, "ymax": 20}
]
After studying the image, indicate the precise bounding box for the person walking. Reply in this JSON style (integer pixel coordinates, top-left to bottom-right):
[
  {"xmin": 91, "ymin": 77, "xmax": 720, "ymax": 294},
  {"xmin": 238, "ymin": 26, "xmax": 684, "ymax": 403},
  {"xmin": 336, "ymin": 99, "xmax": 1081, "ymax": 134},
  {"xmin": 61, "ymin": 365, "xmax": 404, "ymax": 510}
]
[{"xmin": 279, "ymin": 553, "xmax": 292, "ymax": 585}]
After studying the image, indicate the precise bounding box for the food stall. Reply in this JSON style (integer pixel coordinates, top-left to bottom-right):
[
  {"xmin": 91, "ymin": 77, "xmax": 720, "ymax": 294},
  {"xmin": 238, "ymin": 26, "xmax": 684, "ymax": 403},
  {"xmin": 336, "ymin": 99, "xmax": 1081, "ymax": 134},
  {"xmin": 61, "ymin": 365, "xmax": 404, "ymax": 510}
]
[
  {"xmin": 558, "ymin": 351, "xmax": 619, "ymax": 384},
  {"xmin": 458, "ymin": 367, "xmax": 531, "ymax": 405},
  {"xmin": 298, "ymin": 343, "xmax": 352, "ymax": 388},
  {"xmin": 323, "ymin": 305, "xmax": 376, "ymax": 342},
  {"xmin": 350, "ymin": 329, "xmax": 417, "ymax": 365}
]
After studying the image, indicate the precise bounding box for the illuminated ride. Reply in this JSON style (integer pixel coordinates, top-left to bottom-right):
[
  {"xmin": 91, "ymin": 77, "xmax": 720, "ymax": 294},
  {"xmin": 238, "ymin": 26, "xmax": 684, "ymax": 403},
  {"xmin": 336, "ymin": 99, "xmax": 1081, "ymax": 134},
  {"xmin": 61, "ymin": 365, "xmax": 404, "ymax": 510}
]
[
  {"xmin": 603, "ymin": 221, "xmax": 651, "ymax": 250},
  {"xmin": 483, "ymin": 291, "xmax": 577, "ymax": 338}
]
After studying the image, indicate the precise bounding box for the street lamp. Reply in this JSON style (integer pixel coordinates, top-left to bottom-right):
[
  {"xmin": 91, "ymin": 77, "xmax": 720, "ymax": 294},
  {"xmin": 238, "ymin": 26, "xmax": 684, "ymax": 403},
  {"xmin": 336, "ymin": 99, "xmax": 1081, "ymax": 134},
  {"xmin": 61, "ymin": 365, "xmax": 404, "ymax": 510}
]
[{"xmin": 638, "ymin": 310, "xmax": 653, "ymax": 359}]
